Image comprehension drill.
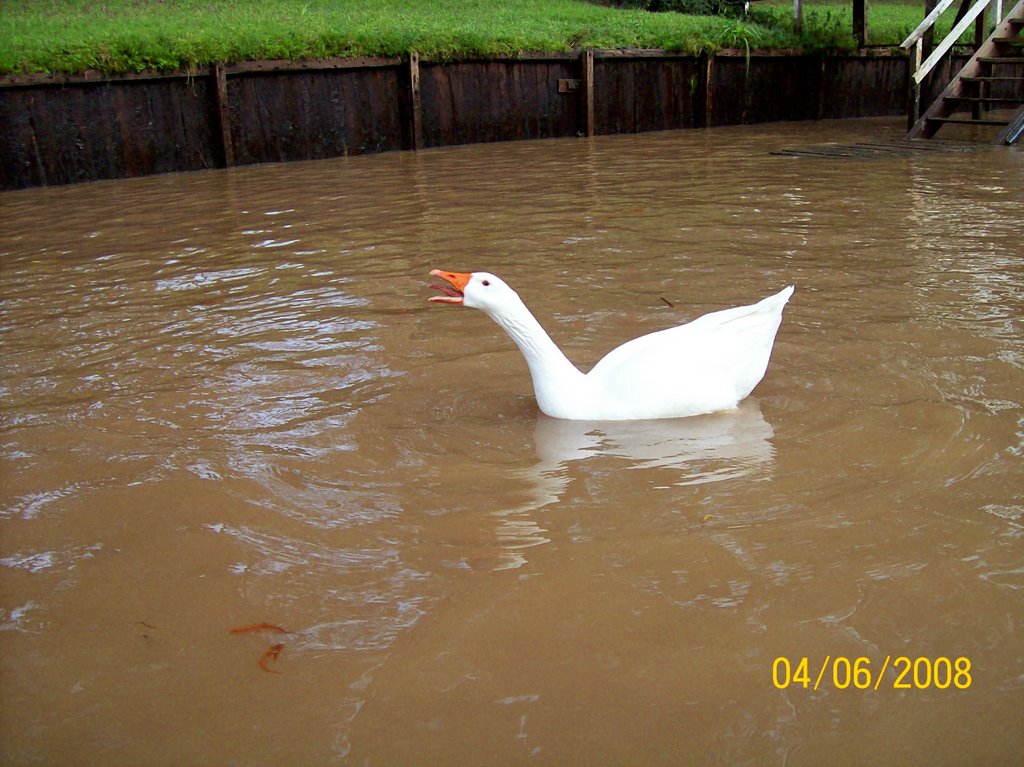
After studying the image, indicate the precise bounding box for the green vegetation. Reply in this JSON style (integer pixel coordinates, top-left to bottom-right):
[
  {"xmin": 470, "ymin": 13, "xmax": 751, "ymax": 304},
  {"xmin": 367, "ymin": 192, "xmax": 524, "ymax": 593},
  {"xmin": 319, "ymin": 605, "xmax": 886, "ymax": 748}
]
[{"xmin": 0, "ymin": 0, "xmax": 949, "ymax": 76}]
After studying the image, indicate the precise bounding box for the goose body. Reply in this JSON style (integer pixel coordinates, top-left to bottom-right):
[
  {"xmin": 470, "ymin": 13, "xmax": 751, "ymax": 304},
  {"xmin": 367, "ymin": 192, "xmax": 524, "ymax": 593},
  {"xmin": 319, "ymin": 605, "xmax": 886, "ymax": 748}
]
[{"xmin": 429, "ymin": 270, "xmax": 793, "ymax": 421}]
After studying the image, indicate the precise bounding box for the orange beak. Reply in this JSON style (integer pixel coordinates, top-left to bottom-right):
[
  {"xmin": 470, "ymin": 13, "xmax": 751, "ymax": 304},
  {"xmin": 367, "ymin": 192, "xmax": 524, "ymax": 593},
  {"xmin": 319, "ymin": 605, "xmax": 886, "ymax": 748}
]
[{"xmin": 428, "ymin": 269, "xmax": 472, "ymax": 304}]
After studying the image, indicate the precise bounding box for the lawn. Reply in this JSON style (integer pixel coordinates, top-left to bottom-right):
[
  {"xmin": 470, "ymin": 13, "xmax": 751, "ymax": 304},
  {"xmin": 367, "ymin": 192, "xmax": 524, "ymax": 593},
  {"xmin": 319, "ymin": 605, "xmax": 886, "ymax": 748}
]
[{"xmin": 0, "ymin": 0, "xmax": 949, "ymax": 76}]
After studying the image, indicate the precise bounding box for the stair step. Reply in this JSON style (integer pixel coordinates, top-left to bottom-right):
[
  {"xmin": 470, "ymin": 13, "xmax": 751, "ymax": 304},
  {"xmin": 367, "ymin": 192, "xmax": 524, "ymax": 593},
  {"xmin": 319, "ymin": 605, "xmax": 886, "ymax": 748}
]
[
  {"xmin": 961, "ymin": 75, "xmax": 1024, "ymax": 83},
  {"xmin": 928, "ymin": 116, "xmax": 1011, "ymax": 126},
  {"xmin": 944, "ymin": 95, "xmax": 1024, "ymax": 104},
  {"xmin": 907, "ymin": 3, "xmax": 1024, "ymax": 143}
]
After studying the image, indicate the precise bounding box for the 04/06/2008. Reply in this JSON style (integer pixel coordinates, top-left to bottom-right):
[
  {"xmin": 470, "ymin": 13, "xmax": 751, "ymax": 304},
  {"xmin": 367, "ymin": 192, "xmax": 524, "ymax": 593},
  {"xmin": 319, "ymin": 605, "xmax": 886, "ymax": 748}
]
[{"xmin": 772, "ymin": 656, "xmax": 972, "ymax": 691}]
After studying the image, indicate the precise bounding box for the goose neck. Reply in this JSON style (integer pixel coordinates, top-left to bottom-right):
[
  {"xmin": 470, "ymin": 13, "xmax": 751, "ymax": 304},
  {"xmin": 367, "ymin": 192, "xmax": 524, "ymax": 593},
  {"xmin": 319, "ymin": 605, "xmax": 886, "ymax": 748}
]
[{"xmin": 487, "ymin": 303, "xmax": 582, "ymax": 384}]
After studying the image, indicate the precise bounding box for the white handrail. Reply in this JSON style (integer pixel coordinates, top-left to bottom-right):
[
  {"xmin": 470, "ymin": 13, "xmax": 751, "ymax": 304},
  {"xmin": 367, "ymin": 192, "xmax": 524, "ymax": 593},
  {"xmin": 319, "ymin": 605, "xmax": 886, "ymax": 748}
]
[
  {"xmin": 904, "ymin": 0, "xmax": 994, "ymax": 85},
  {"xmin": 901, "ymin": 0, "xmax": 958, "ymax": 47}
]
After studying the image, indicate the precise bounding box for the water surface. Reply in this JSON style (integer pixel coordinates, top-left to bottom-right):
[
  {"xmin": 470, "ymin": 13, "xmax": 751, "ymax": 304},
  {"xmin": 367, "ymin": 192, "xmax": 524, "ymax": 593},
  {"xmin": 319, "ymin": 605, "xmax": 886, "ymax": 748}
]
[{"xmin": 1, "ymin": 118, "xmax": 1022, "ymax": 765}]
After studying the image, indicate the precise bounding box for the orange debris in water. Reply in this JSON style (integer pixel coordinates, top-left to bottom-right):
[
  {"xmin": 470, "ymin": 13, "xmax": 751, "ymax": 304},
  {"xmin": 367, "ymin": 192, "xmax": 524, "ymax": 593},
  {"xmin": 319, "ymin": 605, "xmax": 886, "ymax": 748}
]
[
  {"xmin": 229, "ymin": 622, "xmax": 288, "ymax": 635},
  {"xmin": 258, "ymin": 643, "xmax": 285, "ymax": 674}
]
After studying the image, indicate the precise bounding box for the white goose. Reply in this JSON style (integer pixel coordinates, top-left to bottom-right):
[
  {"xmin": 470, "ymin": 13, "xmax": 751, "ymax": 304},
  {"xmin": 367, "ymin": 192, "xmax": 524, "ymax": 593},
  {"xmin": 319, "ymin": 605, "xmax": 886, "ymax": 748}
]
[{"xmin": 428, "ymin": 269, "xmax": 794, "ymax": 421}]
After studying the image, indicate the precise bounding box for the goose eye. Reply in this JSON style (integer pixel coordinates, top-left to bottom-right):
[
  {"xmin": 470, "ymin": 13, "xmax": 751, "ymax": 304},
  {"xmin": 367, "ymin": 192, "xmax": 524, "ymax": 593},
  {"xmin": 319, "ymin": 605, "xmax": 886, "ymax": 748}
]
[{"xmin": 482, "ymin": 279, "xmax": 491, "ymax": 287}]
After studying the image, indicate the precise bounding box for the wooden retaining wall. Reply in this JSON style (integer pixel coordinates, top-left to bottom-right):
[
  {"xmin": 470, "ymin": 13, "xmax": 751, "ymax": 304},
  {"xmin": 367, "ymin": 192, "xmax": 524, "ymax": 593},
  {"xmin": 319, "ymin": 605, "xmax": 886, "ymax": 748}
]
[{"xmin": 0, "ymin": 49, "xmax": 968, "ymax": 190}]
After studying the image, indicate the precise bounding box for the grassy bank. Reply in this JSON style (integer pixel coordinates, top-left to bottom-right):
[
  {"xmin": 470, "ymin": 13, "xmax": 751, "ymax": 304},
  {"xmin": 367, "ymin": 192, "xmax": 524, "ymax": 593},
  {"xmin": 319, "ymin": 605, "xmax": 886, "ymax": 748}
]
[{"xmin": 0, "ymin": 0, "xmax": 942, "ymax": 76}]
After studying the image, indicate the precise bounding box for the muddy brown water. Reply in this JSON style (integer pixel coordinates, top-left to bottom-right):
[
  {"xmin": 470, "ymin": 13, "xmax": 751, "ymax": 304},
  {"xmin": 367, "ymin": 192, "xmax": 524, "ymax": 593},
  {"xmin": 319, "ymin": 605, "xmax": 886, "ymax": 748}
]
[{"xmin": 1, "ymin": 117, "xmax": 1022, "ymax": 765}]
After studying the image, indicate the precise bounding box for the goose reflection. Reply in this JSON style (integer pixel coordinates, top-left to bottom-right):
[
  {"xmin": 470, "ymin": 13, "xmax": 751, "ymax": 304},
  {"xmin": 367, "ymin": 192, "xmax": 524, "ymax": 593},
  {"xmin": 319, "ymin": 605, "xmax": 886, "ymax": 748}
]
[{"xmin": 492, "ymin": 399, "xmax": 776, "ymax": 570}]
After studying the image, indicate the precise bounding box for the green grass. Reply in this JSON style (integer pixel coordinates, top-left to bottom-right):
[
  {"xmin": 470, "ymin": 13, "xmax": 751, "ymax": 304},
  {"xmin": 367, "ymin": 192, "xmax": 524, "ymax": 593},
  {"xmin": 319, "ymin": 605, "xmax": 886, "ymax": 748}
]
[
  {"xmin": 755, "ymin": 0, "xmax": 967, "ymax": 46},
  {"xmin": 0, "ymin": 0, "xmax": 958, "ymax": 76}
]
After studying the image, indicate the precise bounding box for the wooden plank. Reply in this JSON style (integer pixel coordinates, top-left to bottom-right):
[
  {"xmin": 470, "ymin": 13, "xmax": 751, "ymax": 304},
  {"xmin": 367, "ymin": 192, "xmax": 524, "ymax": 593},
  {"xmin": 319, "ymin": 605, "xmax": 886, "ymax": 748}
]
[
  {"xmin": 928, "ymin": 115, "xmax": 1010, "ymax": 124},
  {"xmin": 582, "ymin": 50, "xmax": 595, "ymax": 137},
  {"xmin": 704, "ymin": 54, "xmax": 714, "ymax": 128},
  {"xmin": 417, "ymin": 59, "xmax": 579, "ymax": 148},
  {"xmin": 821, "ymin": 54, "xmax": 908, "ymax": 119},
  {"xmin": 773, "ymin": 138, "xmax": 990, "ymax": 158},
  {"xmin": 946, "ymin": 94, "xmax": 1024, "ymax": 103},
  {"xmin": 962, "ymin": 74, "xmax": 1024, "ymax": 81},
  {"xmin": 227, "ymin": 57, "xmax": 401, "ymax": 74},
  {"xmin": 592, "ymin": 49, "xmax": 698, "ymax": 60},
  {"xmin": 0, "ymin": 69, "xmax": 200, "ymax": 89},
  {"xmin": 227, "ymin": 68, "xmax": 404, "ymax": 164},
  {"xmin": 714, "ymin": 48, "xmax": 804, "ymax": 57},
  {"xmin": 213, "ymin": 62, "xmax": 234, "ymax": 167},
  {"xmin": 907, "ymin": 40, "xmax": 923, "ymax": 129},
  {"xmin": 593, "ymin": 55, "xmax": 703, "ymax": 134},
  {"xmin": 0, "ymin": 58, "xmax": 403, "ymax": 89},
  {"xmin": 817, "ymin": 58, "xmax": 826, "ymax": 118},
  {"xmin": 714, "ymin": 55, "xmax": 821, "ymax": 125},
  {"xmin": 406, "ymin": 52, "xmax": 423, "ymax": 151}
]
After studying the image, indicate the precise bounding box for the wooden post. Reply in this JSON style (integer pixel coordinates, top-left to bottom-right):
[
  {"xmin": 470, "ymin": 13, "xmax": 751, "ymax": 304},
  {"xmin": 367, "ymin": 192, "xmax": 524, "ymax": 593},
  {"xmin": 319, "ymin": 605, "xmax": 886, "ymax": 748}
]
[
  {"xmin": 405, "ymin": 52, "xmax": 423, "ymax": 151},
  {"xmin": 582, "ymin": 50, "xmax": 595, "ymax": 137},
  {"xmin": 923, "ymin": 0, "xmax": 937, "ymax": 53},
  {"xmin": 907, "ymin": 39, "xmax": 923, "ymax": 130},
  {"xmin": 817, "ymin": 57, "xmax": 827, "ymax": 119},
  {"xmin": 919, "ymin": 0, "xmax": 937, "ymax": 128},
  {"xmin": 213, "ymin": 62, "xmax": 234, "ymax": 168},
  {"xmin": 793, "ymin": 0, "xmax": 803, "ymax": 33},
  {"xmin": 704, "ymin": 52, "xmax": 712, "ymax": 126},
  {"xmin": 853, "ymin": 0, "xmax": 868, "ymax": 47},
  {"xmin": 972, "ymin": 4, "xmax": 986, "ymax": 119}
]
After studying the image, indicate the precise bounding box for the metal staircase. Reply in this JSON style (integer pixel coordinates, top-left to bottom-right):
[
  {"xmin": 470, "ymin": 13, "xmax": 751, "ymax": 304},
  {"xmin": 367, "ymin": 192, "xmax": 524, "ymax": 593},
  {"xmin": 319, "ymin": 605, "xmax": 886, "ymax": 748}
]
[{"xmin": 904, "ymin": 0, "xmax": 1024, "ymax": 143}]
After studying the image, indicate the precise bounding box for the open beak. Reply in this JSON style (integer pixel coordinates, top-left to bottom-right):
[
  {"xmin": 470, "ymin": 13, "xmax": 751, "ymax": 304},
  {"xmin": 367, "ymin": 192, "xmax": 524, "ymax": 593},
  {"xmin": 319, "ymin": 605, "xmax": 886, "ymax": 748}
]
[{"xmin": 428, "ymin": 269, "xmax": 472, "ymax": 304}]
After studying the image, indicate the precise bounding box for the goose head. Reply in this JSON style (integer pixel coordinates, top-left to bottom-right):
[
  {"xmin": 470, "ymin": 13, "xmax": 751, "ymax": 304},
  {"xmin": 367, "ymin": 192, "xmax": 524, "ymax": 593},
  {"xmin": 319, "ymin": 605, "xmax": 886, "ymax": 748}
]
[{"xmin": 428, "ymin": 269, "xmax": 522, "ymax": 316}]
